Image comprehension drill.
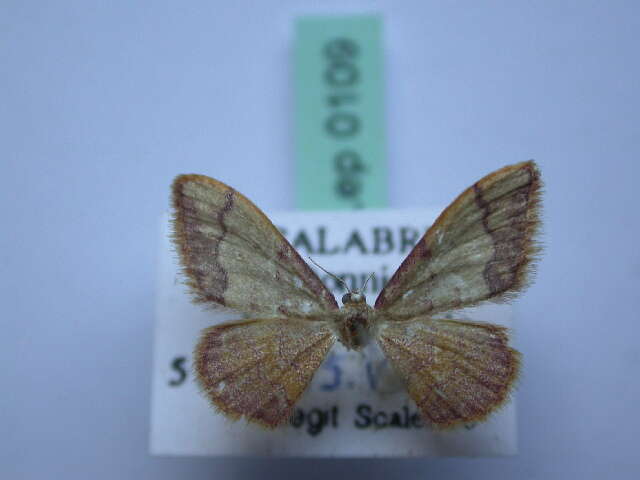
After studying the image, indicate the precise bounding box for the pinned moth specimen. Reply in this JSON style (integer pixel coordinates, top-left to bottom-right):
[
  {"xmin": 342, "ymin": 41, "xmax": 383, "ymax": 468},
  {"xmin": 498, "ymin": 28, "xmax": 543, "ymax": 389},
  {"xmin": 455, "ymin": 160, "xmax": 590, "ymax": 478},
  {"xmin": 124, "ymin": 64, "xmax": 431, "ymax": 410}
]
[{"xmin": 171, "ymin": 161, "xmax": 542, "ymax": 429}]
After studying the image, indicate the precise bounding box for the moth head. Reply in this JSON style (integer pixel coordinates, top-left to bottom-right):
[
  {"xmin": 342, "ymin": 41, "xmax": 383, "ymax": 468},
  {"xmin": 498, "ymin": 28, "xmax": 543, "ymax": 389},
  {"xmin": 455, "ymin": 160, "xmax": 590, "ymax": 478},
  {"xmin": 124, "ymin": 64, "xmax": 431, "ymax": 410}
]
[
  {"xmin": 342, "ymin": 291, "xmax": 366, "ymax": 305},
  {"xmin": 308, "ymin": 257, "xmax": 374, "ymax": 306}
]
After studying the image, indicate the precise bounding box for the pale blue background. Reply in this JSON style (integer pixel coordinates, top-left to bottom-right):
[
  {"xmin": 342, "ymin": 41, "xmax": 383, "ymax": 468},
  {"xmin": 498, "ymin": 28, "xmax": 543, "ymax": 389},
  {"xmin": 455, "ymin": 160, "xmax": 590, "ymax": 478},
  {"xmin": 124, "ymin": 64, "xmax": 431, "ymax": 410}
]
[{"xmin": 2, "ymin": 1, "xmax": 639, "ymax": 479}]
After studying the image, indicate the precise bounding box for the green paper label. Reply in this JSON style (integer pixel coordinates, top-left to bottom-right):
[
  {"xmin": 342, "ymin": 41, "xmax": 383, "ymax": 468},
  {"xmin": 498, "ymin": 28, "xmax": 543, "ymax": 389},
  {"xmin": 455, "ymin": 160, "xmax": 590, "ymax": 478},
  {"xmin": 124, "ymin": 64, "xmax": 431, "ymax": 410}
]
[{"xmin": 294, "ymin": 15, "xmax": 387, "ymax": 210}]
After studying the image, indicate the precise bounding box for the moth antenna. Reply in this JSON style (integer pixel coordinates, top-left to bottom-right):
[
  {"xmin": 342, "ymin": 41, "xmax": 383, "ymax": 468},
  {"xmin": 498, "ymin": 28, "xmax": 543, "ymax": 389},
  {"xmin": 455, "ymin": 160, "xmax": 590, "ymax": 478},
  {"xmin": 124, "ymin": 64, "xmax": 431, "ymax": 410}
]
[
  {"xmin": 360, "ymin": 272, "xmax": 375, "ymax": 292},
  {"xmin": 308, "ymin": 257, "xmax": 351, "ymax": 293}
]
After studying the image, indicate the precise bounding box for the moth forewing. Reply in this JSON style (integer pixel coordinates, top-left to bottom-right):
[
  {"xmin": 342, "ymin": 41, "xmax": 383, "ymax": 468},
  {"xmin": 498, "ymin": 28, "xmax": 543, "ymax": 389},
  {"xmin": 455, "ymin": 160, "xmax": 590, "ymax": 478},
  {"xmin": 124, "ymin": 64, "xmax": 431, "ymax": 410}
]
[
  {"xmin": 374, "ymin": 160, "xmax": 542, "ymax": 317},
  {"xmin": 171, "ymin": 174, "xmax": 338, "ymax": 317}
]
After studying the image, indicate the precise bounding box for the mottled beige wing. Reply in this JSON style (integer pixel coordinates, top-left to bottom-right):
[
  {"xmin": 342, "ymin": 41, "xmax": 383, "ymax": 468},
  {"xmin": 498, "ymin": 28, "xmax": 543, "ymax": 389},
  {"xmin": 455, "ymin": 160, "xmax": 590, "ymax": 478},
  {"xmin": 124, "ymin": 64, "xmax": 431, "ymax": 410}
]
[
  {"xmin": 378, "ymin": 318, "xmax": 520, "ymax": 428},
  {"xmin": 172, "ymin": 174, "xmax": 338, "ymax": 317},
  {"xmin": 375, "ymin": 161, "xmax": 542, "ymax": 317},
  {"xmin": 194, "ymin": 317, "xmax": 336, "ymax": 427}
]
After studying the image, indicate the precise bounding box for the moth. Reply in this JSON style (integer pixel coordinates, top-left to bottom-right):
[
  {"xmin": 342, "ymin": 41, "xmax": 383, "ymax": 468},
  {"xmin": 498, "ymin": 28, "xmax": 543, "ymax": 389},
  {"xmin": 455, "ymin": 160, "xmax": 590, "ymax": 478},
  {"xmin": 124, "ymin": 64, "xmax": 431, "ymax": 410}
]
[{"xmin": 171, "ymin": 160, "xmax": 542, "ymax": 429}]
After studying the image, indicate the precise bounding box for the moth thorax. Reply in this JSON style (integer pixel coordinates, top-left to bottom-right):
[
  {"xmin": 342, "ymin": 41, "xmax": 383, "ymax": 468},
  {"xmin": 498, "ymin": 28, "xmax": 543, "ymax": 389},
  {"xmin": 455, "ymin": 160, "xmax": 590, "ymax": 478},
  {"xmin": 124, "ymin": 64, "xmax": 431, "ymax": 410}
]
[{"xmin": 337, "ymin": 305, "xmax": 372, "ymax": 351}]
